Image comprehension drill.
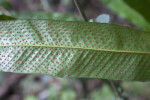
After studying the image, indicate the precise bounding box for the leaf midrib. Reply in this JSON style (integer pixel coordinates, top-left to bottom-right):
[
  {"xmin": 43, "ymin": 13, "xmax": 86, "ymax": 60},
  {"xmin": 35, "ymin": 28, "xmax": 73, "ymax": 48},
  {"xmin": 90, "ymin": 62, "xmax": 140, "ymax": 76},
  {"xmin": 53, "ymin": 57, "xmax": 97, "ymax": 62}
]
[{"xmin": 0, "ymin": 44, "xmax": 149, "ymax": 54}]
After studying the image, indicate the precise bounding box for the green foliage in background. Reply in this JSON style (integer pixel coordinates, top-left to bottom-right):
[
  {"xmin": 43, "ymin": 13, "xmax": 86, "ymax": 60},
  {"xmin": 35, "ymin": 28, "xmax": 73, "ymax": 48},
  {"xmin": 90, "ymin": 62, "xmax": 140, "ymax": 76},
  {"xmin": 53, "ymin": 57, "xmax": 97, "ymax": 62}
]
[
  {"xmin": 0, "ymin": 0, "xmax": 12, "ymax": 9},
  {"xmin": 90, "ymin": 84, "xmax": 114, "ymax": 100},
  {"xmin": 10, "ymin": 12, "xmax": 81, "ymax": 21},
  {"xmin": 102, "ymin": 0, "xmax": 150, "ymax": 31},
  {"xmin": 0, "ymin": 1, "xmax": 150, "ymax": 100},
  {"xmin": 122, "ymin": 82, "xmax": 150, "ymax": 98},
  {"xmin": 0, "ymin": 14, "xmax": 16, "ymax": 20},
  {"xmin": 124, "ymin": 0, "xmax": 150, "ymax": 23},
  {"xmin": 25, "ymin": 96, "xmax": 37, "ymax": 100}
]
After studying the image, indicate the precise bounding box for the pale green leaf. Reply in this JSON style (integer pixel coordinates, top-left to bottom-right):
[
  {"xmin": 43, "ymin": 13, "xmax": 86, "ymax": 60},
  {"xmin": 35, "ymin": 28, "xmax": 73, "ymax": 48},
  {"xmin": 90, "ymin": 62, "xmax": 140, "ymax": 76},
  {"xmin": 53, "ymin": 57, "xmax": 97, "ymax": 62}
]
[
  {"xmin": 24, "ymin": 96, "xmax": 37, "ymax": 100},
  {"xmin": 0, "ymin": 20, "xmax": 150, "ymax": 81},
  {"xmin": 90, "ymin": 84, "xmax": 114, "ymax": 100},
  {"xmin": 61, "ymin": 90, "xmax": 76, "ymax": 100}
]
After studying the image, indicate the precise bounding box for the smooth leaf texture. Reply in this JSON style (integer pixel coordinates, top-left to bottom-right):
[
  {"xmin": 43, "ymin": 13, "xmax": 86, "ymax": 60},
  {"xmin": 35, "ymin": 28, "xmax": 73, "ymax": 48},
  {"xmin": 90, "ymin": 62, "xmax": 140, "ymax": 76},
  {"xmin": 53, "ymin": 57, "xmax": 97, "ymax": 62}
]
[
  {"xmin": 124, "ymin": 0, "xmax": 150, "ymax": 23},
  {"xmin": 101, "ymin": 0, "xmax": 150, "ymax": 31},
  {"xmin": 0, "ymin": 15, "xmax": 16, "ymax": 20},
  {"xmin": 0, "ymin": 20, "xmax": 150, "ymax": 81}
]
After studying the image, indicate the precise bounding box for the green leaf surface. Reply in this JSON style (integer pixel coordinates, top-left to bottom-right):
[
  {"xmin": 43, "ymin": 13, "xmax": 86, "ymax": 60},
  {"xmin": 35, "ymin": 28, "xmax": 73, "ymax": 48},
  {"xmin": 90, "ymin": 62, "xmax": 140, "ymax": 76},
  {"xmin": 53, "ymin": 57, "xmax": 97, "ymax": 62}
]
[
  {"xmin": 124, "ymin": 0, "xmax": 150, "ymax": 23},
  {"xmin": 0, "ymin": 20, "xmax": 150, "ymax": 81},
  {"xmin": 0, "ymin": 15, "xmax": 16, "ymax": 20},
  {"xmin": 101, "ymin": 0, "xmax": 150, "ymax": 31}
]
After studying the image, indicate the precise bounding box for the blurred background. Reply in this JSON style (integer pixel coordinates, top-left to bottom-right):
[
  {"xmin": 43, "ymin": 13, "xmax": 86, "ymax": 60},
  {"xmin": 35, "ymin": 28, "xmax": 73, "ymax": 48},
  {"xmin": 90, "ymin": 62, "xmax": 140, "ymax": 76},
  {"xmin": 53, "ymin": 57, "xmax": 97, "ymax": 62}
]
[{"xmin": 0, "ymin": 0, "xmax": 150, "ymax": 100}]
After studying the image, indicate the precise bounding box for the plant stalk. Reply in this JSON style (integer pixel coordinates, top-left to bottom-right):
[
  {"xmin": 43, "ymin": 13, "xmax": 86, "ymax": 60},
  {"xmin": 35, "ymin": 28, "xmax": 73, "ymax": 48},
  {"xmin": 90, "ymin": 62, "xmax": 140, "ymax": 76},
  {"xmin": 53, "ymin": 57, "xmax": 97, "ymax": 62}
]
[
  {"xmin": 73, "ymin": 0, "xmax": 88, "ymax": 22},
  {"xmin": 110, "ymin": 81, "xmax": 122, "ymax": 100}
]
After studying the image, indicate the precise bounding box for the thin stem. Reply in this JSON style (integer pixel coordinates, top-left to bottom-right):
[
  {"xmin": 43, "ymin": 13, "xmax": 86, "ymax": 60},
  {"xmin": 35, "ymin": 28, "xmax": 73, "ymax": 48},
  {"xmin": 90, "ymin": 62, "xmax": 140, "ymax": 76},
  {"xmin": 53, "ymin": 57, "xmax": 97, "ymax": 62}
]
[
  {"xmin": 110, "ymin": 81, "xmax": 121, "ymax": 100},
  {"xmin": 73, "ymin": 0, "xmax": 88, "ymax": 22}
]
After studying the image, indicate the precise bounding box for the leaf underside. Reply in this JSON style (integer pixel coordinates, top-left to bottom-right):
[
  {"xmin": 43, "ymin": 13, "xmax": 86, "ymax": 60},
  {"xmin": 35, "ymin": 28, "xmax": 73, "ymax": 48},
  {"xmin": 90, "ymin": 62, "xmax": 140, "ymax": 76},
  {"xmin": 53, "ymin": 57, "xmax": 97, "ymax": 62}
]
[{"xmin": 0, "ymin": 20, "xmax": 150, "ymax": 81}]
